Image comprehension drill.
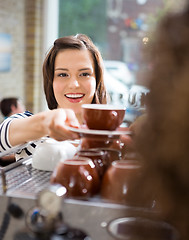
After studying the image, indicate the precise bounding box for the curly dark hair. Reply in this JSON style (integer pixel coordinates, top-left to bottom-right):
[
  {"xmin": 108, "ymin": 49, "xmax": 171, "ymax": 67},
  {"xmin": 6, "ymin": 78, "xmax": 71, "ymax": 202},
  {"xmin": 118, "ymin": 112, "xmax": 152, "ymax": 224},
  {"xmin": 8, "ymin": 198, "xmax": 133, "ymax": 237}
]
[{"xmin": 135, "ymin": 3, "xmax": 189, "ymax": 240}]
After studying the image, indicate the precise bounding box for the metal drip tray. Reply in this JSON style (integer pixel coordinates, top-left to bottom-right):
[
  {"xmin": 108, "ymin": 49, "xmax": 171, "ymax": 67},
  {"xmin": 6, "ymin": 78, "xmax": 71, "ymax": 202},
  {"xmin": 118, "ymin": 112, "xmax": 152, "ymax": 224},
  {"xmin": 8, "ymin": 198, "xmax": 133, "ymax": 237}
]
[{"xmin": 0, "ymin": 158, "xmax": 51, "ymax": 198}]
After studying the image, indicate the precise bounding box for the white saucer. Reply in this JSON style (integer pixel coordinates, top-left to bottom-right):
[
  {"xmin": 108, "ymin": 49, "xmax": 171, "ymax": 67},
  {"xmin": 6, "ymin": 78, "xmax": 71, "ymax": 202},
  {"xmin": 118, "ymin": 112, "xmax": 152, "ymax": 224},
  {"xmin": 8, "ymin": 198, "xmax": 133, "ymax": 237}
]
[{"xmin": 67, "ymin": 126, "xmax": 132, "ymax": 139}]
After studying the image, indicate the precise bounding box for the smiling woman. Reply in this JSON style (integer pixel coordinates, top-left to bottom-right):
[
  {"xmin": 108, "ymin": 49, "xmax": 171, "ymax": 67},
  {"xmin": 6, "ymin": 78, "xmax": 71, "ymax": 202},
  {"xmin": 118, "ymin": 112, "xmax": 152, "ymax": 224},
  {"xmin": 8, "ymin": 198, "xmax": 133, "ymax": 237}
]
[
  {"xmin": 0, "ymin": 34, "xmax": 108, "ymax": 161},
  {"xmin": 53, "ymin": 48, "xmax": 96, "ymax": 122}
]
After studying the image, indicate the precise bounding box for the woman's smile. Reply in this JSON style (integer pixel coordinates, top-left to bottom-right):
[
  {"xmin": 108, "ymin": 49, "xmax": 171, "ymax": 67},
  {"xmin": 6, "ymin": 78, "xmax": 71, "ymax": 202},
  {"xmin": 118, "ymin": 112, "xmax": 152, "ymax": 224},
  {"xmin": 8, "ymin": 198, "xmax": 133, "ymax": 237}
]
[{"xmin": 64, "ymin": 93, "xmax": 85, "ymax": 103}]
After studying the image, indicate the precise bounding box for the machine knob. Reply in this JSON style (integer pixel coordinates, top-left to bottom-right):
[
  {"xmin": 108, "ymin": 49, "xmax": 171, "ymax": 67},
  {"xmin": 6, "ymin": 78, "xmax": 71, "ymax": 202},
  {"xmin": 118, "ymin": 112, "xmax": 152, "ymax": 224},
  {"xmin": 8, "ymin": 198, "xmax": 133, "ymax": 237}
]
[{"xmin": 8, "ymin": 203, "xmax": 24, "ymax": 219}]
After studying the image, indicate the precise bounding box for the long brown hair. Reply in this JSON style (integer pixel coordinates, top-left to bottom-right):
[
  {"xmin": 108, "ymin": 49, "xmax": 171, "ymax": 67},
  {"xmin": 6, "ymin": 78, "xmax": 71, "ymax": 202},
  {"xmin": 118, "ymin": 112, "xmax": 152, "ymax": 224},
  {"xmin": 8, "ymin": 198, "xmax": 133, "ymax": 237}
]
[{"xmin": 43, "ymin": 34, "xmax": 107, "ymax": 109}]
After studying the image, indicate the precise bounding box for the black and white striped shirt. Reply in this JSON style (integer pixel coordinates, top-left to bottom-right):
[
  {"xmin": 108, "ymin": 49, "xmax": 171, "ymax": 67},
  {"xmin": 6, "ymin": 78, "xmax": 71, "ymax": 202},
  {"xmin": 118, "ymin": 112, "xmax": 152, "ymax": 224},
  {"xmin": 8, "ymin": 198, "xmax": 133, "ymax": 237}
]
[{"xmin": 0, "ymin": 111, "xmax": 39, "ymax": 161}]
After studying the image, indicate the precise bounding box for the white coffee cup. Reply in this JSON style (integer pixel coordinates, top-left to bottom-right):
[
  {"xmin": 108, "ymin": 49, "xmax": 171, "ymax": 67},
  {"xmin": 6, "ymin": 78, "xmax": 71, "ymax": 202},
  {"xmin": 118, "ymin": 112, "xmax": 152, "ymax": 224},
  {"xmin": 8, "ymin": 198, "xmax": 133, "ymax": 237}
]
[{"xmin": 32, "ymin": 138, "xmax": 77, "ymax": 171}]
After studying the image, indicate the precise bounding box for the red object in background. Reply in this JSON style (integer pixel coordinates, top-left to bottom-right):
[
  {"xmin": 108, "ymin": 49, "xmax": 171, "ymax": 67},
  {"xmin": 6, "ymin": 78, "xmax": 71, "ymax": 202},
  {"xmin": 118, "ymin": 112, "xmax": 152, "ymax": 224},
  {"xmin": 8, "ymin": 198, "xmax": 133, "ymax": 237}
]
[{"xmin": 124, "ymin": 18, "xmax": 132, "ymax": 28}]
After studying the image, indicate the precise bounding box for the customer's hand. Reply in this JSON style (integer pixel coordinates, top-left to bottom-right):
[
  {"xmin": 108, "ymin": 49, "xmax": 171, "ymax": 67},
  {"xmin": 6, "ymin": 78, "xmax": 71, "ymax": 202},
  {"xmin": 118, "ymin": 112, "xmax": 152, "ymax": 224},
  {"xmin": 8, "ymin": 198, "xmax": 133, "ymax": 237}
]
[{"xmin": 45, "ymin": 108, "xmax": 80, "ymax": 141}]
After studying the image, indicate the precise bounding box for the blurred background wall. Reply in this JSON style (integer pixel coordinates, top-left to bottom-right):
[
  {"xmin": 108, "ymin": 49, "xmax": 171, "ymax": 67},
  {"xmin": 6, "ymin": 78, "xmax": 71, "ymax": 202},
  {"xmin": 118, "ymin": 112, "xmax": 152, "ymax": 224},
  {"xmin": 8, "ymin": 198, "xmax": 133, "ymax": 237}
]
[
  {"xmin": 0, "ymin": 0, "xmax": 27, "ymax": 110},
  {"xmin": 0, "ymin": 0, "xmax": 44, "ymax": 117},
  {"xmin": 0, "ymin": 0, "xmax": 59, "ymax": 122}
]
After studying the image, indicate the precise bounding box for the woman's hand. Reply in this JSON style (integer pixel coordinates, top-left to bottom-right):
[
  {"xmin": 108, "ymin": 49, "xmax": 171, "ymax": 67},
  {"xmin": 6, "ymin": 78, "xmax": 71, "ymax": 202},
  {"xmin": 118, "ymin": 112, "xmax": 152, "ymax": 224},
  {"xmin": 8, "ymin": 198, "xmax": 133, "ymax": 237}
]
[
  {"xmin": 45, "ymin": 109, "xmax": 80, "ymax": 141},
  {"xmin": 9, "ymin": 108, "xmax": 80, "ymax": 146}
]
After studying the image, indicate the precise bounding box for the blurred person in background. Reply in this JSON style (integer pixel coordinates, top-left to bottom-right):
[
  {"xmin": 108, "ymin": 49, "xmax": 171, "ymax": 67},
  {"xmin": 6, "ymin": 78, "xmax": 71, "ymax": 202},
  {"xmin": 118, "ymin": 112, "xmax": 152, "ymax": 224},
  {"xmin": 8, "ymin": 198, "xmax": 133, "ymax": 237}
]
[
  {"xmin": 0, "ymin": 34, "xmax": 108, "ymax": 161},
  {"xmin": 0, "ymin": 97, "xmax": 26, "ymax": 119},
  {"xmin": 133, "ymin": 1, "xmax": 189, "ymax": 239},
  {"xmin": 0, "ymin": 97, "xmax": 25, "ymax": 165}
]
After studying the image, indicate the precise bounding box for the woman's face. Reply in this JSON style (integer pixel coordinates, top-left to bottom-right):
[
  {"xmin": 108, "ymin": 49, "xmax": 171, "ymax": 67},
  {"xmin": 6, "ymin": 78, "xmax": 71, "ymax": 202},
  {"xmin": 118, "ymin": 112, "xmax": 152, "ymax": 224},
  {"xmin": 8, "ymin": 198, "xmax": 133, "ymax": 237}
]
[{"xmin": 53, "ymin": 49, "xmax": 96, "ymax": 117}]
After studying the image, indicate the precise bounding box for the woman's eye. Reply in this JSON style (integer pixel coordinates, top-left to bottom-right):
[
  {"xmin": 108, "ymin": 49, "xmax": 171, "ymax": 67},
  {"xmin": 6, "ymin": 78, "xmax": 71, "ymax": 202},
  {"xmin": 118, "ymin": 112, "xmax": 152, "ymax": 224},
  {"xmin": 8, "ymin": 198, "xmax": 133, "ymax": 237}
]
[
  {"xmin": 80, "ymin": 72, "xmax": 90, "ymax": 77},
  {"xmin": 58, "ymin": 73, "xmax": 68, "ymax": 77}
]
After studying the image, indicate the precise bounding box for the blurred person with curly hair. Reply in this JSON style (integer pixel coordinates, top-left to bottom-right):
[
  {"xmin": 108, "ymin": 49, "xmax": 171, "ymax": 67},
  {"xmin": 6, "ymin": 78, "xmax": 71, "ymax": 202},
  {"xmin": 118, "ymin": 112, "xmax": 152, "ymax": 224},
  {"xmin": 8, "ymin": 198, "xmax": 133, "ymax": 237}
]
[{"xmin": 134, "ymin": 1, "xmax": 189, "ymax": 239}]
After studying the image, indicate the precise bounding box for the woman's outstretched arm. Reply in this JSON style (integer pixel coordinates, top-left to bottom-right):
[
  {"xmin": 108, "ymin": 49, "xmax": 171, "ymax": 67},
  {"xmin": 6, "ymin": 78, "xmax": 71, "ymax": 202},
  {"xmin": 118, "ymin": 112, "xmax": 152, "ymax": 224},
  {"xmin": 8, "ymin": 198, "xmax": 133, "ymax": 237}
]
[{"xmin": 0, "ymin": 108, "xmax": 80, "ymax": 151}]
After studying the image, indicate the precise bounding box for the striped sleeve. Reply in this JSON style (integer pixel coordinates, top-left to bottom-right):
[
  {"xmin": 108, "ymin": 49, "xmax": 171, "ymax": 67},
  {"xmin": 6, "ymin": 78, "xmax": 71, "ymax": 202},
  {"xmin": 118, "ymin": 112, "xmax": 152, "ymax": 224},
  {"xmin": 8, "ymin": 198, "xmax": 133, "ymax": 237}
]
[
  {"xmin": 0, "ymin": 111, "xmax": 33, "ymax": 153},
  {"xmin": 15, "ymin": 140, "xmax": 38, "ymax": 161}
]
